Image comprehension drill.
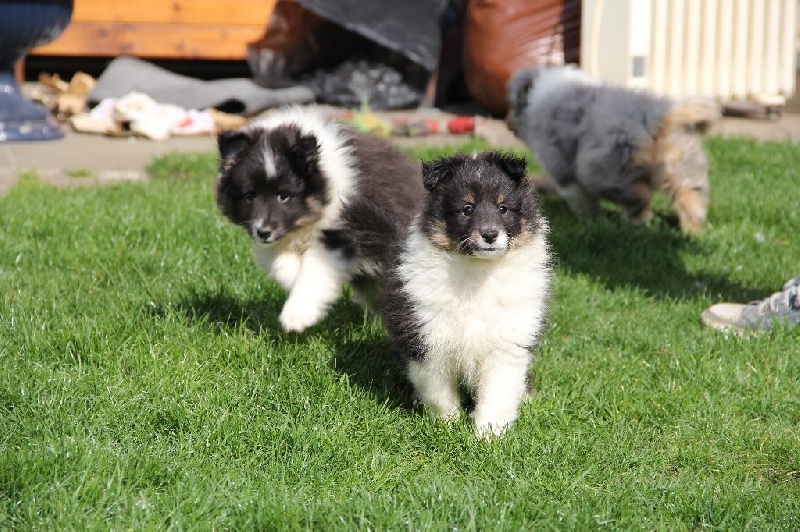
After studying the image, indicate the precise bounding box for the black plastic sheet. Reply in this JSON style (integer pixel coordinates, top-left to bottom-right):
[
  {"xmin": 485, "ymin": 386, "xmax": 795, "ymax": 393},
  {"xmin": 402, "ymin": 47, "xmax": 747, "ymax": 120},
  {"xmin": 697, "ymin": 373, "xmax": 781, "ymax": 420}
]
[{"xmin": 298, "ymin": 0, "xmax": 442, "ymax": 72}]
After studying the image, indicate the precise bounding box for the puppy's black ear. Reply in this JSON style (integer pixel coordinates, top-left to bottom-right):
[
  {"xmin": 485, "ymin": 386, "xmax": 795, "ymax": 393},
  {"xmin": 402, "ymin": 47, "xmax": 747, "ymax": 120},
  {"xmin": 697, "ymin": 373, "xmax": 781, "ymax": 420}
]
[
  {"xmin": 287, "ymin": 132, "xmax": 320, "ymax": 177},
  {"xmin": 485, "ymin": 151, "xmax": 529, "ymax": 182},
  {"xmin": 507, "ymin": 68, "xmax": 538, "ymax": 112},
  {"xmin": 218, "ymin": 129, "xmax": 253, "ymax": 160},
  {"xmin": 507, "ymin": 70, "xmax": 533, "ymax": 111},
  {"xmin": 421, "ymin": 154, "xmax": 467, "ymax": 191}
]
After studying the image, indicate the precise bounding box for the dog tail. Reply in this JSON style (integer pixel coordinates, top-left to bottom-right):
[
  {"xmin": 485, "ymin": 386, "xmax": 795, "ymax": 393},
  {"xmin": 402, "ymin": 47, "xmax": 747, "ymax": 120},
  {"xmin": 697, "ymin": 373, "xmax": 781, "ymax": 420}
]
[
  {"xmin": 343, "ymin": 200, "xmax": 408, "ymax": 264},
  {"xmin": 663, "ymin": 97, "xmax": 720, "ymax": 134}
]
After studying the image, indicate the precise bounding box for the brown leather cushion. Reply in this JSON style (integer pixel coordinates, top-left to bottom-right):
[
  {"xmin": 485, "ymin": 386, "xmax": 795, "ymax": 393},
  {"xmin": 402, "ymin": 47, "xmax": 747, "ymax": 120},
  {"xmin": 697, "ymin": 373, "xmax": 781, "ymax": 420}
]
[{"xmin": 463, "ymin": 0, "xmax": 581, "ymax": 115}]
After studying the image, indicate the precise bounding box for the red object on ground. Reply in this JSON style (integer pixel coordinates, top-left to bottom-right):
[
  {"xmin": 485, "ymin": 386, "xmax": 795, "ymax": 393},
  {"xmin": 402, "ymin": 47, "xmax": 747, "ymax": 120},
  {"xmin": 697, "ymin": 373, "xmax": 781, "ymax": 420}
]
[
  {"xmin": 447, "ymin": 116, "xmax": 475, "ymax": 134},
  {"xmin": 389, "ymin": 115, "xmax": 476, "ymax": 136}
]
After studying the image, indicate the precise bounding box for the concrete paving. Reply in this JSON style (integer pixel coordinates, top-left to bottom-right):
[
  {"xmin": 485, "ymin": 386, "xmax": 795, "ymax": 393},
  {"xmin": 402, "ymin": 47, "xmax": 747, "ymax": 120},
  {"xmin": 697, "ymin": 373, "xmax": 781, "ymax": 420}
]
[
  {"xmin": 1, "ymin": 103, "xmax": 798, "ymax": 196},
  {"xmin": 0, "ymin": 129, "xmax": 214, "ymax": 194}
]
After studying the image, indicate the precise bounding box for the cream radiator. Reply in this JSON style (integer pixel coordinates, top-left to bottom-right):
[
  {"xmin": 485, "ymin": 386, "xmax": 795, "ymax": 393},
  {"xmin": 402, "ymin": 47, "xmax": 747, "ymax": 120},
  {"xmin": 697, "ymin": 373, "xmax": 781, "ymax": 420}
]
[{"xmin": 581, "ymin": 0, "xmax": 798, "ymax": 112}]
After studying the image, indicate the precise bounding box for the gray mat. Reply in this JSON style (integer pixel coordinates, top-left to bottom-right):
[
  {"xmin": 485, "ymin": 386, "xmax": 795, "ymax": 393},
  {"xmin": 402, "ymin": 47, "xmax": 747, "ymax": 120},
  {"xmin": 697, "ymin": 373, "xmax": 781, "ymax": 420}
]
[{"xmin": 89, "ymin": 56, "xmax": 315, "ymax": 115}]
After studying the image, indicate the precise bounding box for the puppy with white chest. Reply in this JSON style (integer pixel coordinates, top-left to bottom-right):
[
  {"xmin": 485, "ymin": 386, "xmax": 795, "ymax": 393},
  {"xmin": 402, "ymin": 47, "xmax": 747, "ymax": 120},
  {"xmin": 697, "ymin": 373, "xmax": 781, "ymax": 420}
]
[
  {"xmin": 378, "ymin": 152, "xmax": 552, "ymax": 437},
  {"xmin": 215, "ymin": 107, "xmax": 425, "ymax": 332},
  {"xmin": 507, "ymin": 65, "xmax": 719, "ymax": 234}
]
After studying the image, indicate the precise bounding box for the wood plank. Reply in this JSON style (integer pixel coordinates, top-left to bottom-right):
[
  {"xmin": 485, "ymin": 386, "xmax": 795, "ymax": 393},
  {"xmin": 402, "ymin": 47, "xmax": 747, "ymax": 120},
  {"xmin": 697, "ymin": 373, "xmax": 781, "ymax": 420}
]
[
  {"xmin": 70, "ymin": 0, "xmax": 275, "ymax": 26},
  {"xmin": 15, "ymin": 60, "xmax": 25, "ymax": 85},
  {"xmin": 31, "ymin": 23, "xmax": 268, "ymax": 60}
]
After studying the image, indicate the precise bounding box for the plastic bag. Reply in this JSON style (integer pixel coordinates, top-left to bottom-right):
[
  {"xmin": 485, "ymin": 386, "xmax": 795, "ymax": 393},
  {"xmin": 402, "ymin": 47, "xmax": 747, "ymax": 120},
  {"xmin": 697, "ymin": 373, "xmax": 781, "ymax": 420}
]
[
  {"xmin": 247, "ymin": 0, "xmax": 442, "ymax": 109},
  {"xmin": 305, "ymin": 59, "xmax": 424, "ymax": 110}
]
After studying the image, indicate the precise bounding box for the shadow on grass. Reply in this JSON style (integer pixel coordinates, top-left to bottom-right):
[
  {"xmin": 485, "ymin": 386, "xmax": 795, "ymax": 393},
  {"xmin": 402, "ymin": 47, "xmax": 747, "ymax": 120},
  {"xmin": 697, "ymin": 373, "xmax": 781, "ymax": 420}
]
[
  {"xmin": 164, "ymin": 291, "xmax": 284, "ymax": 334},
  {"xmin": 323, "ymin": 303, "xmax": 417, "ymax": 411},
  {"xmin": 165, "ymin": 291, "xmax": 415, "ymax": 411},
  {"xmin": 541, "ymin": 197, "xmax": 767, "ymax": 302}
]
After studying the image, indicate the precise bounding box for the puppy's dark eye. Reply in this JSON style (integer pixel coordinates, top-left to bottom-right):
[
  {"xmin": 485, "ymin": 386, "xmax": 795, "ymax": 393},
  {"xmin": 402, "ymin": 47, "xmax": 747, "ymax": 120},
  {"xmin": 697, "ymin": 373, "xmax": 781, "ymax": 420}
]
[
  {"xmin": 462, "ymin": 205, "xmax": 474, "ymax": 216},
  {"xmin": 242, "ymin": 191, "xmax": 256, "ymax": 202},
  {"xmin": 277, "ymin": 193, "xmax": 290, "ymax": 203},
  {"xmin": 498, "ymin": 204, "xmax": 508, "ymax": 214}
]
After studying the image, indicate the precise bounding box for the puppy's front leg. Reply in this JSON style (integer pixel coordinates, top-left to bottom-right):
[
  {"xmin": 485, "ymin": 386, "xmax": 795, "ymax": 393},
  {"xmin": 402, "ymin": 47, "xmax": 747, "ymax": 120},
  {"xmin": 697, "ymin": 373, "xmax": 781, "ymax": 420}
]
[
  {"xmin": 472, "ymin": 349, "xmax": 532, "ymax": 437},
  {"xmin": 279, "ymin": 242, "xmax": 351, "ymax": 332},
  {"xmin": 407, "ymin": 360, "xmax": 462, "ymax": 422},
  {"xmin": 270, "ymin": 252, "xmax": 302, "ymax": 291},
  {"xmin": 254, "ymin": 246, "xmax": 302, "ymax": 291},
  {"xmin": 556, "ymin": 182, "xmax": 601, "ymax": 215}
]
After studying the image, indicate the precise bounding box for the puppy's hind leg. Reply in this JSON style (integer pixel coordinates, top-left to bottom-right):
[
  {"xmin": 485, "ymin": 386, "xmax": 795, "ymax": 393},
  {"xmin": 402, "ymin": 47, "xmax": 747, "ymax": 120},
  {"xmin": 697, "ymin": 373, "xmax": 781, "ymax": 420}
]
[
  {"xmin": 619, "ymin": 179, "xmax": 654, "ymax": 226},
  {"xmin": 556, "ymin": 181, "xmax": 601, "ymax": 216},
  {"xmin": 278, "ymin": 241, "xmax": 352, "ymax": 332},
  {"xmin": 349, "ymin": 274, "xmax": 381, "ymax": 317}
]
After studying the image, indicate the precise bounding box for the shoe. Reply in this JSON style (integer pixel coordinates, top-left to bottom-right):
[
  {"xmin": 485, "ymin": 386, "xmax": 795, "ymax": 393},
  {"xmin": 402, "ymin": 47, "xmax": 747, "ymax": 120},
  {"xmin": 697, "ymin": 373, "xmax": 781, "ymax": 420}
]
[{"xmin": 701, "ymin": 275, "xmax": 800, "ymax": 332}]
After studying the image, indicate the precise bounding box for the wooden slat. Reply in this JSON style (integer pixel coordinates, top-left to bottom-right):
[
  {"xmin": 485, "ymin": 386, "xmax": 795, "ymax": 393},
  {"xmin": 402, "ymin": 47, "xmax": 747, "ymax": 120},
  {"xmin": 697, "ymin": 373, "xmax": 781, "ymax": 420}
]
[
  {"xmin": 15, "ymin": 60, "xmax": 25, "ymax": 85},
  {"xmin": 70, "ymin": 0, "xmax": 275, "ymax": 26},
  {"xmin": 32, "ymin": 22, "xmax": 268, "ymax": 60}
]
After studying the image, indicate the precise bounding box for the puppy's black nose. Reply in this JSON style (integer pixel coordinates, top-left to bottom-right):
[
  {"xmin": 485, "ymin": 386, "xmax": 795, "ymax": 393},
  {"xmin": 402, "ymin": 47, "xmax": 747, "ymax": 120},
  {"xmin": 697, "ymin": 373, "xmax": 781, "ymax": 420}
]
[
  {"xmin": 481, "ymin": 229, "xmax": 499, "ymax": 244},
  {"xmin": 256, "ymin": 227, "xmax": 272, "ymax": 241}
]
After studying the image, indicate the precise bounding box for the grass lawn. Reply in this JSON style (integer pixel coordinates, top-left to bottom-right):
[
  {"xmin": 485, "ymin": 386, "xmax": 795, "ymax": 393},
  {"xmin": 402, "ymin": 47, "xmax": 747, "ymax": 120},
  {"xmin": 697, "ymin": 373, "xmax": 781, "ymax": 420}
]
[{"xmin": 2, "ymin": 136, "xmax": 799, "ymax": 529}]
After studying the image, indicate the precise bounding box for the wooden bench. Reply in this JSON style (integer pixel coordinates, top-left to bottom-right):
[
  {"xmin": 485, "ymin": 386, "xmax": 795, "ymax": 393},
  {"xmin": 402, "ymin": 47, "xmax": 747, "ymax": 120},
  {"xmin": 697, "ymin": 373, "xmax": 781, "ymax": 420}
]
[{"xmin": 32, "ymin": 0, "xmax": 276, "ymax": 60}]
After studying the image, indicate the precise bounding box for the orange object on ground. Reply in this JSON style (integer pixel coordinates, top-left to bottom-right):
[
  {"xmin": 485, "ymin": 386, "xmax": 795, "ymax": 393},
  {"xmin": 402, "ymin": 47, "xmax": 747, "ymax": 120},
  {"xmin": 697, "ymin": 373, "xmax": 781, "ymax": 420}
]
[
  {"xmin": 390, "ymin": 116, "xmax": 476, "ymax": 137},
  {"xmin": 447, "ymin": 116, "xmax": 475, "ymax": 134}
]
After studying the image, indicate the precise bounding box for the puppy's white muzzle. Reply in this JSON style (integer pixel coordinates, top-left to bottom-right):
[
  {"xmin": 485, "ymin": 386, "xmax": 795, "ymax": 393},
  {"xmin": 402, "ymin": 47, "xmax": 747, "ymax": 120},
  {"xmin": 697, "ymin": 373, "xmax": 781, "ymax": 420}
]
[{"xmin": 472, "ymin": 231, "xmax": 509, "ymax": 259}]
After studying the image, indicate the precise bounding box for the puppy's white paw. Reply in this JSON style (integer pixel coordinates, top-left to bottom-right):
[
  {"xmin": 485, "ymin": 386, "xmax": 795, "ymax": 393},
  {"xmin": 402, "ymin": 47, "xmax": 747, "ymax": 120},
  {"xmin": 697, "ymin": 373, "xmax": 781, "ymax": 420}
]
[
  {"xmin": 279, "ymin": 299, "xmax": 324, "ymax": 333},
  {"xmin": 474, "ymin": 418, "xmax": 510, "ymax": 439},
  {"xmin": 472, "ymin": 407, "xmax": 517, "ymax": 439},
  {"xmin": 430, "ymin": 404, "xmax": 461, "ymax": 423}
]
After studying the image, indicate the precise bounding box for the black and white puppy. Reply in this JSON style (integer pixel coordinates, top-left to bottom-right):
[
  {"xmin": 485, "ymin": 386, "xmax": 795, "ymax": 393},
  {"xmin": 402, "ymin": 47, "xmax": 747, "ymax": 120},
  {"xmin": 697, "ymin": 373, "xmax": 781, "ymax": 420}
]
[
  {"xmin": 380, "ymin": 152, "xmax": 552, "ymax": 437},
  {"xmin": 216, "ymin": 107, "xmax": 425, "ymax": 332}
]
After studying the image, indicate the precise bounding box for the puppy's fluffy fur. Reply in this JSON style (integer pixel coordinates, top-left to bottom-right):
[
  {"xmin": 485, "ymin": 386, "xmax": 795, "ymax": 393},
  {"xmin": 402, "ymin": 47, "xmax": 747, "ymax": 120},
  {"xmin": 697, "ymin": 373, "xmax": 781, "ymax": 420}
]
[
  {"xmin": 507, "ymin": 66, "xmax": 719, "ymax": 234},
  {"xmin": 215, "ymin": 106, "xmax": 425, "ymax": 332},
  {"xmin": 352, "ymin": 152, "xmax": 552, "ymax": 436}
]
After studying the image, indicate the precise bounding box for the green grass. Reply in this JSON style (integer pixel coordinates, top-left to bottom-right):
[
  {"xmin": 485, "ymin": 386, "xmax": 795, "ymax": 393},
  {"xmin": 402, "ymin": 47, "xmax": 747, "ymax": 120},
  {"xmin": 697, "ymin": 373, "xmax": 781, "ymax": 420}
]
[
  {"xmin": 65, "ymin": 167, "xmax": 95, "ymax": 179},
  {"xmin": 2, "ymin": 137, "xmax": 799, "ymax": 529}
]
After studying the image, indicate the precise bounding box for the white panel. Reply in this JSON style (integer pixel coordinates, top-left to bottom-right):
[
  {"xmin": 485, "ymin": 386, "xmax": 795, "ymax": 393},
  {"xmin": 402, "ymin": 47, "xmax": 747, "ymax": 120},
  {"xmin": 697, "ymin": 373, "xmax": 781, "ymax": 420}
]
[
  {"xmin": 581, "ymin": 0, "xmax": 637, "ymax": 85},
  {"xmin": 628, "ymin": 0, "xmax": 652, "ymax": 87},
  {"xmin": 651, "ymin": 0, "xmax": 669, "ymax": 93},
  {"xmin": 580, "ymin": 0, "xmax": 599, "ymax": 77},
  {"xmin": 762, "ymin": 0, "xmax": 781, "ymax": 94},
  {"xmin": 747, "ymin": 0, "xmax": 765, "ymax": 97},
  {"xmin": 717, "ymin": 0, "xmax": 735, "ymax": 99},
  {"xmin": 683, "ymin": 0, "xmax": 701, "ymax": 95},
  {"xmin": 580, "ymin": 0, "xmax": 796, "ymax": 102},
  {"xmin": 667, "ymin": 0, "xmax": 685, "ymax": 95},
  {"xmin": 700, "ymin": 0, "xmax": 719, "ymax": 97},
  {"xmin": 731, "ymin": 0, "xmax": 749, "ymax": 99},
  {"xmin": 779, "ymin": 0, "xmax": 797, "ymax": 94}
]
